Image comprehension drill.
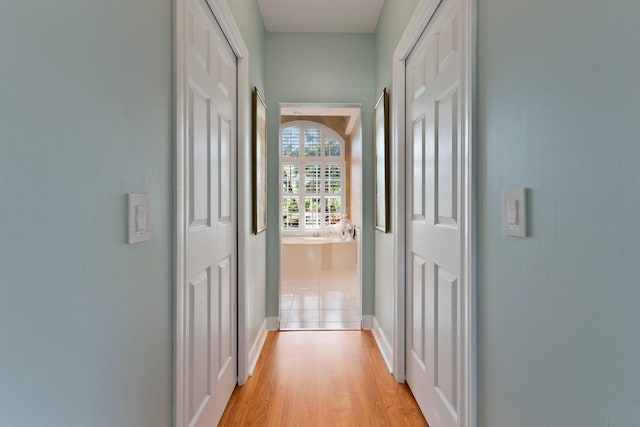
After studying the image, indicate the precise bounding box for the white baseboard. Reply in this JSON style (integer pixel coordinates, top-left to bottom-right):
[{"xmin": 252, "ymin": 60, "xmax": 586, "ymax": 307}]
[
  {"xmin": 266, "ymin": 316, "xmax": 280, "ymax": 331},
  {"xmin": 361, "ymin": 315, "xmax": 374, "ymax": 330},
  {"xmin": 248, "ymin": 319, "xmax": 269, "ymax": 376},
  {"xmin": 372, "ymin": 317, "xmax": 393, "ymax": 374}
]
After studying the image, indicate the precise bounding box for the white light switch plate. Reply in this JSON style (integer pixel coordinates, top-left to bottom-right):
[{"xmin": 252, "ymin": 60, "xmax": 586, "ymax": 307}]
[
  {"xmin": 128, "ymin": 193, "xmax": 151, "ymax": 244},
  {"xmin": 503, "ymin": 188, "xmax": 527, "ymax": 237}
]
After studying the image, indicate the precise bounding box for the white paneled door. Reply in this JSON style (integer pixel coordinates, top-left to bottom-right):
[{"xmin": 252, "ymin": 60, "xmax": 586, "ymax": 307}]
[
  {"xmin": 177, "ymin": 0, "xmax": 237, "ymax": 425},
  {"xmin": 406, "ymin": 0, "xmax": 470, "ymax": 425}
]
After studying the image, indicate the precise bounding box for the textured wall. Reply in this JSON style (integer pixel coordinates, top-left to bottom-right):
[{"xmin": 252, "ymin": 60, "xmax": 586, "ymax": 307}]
[
  {"xmin": 226, "ymin": 0, "xmax": 268, "ymax": 362},
  {"xmin": 477, "ymin": 0, "xmax": 640, "ymax": 424},
  {"xmin": 373, "ymin": 0, "xmax": 419, "ymax": 343},
  {"xmin": 0, "ymin": 1, "xmax": 173, "ymax": 425}
]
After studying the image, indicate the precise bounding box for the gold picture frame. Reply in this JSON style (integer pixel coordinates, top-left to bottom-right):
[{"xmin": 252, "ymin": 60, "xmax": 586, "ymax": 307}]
[
  {"xmin": 252, "ymin": 87, "xmax": 268, "ymax": 234},
  {"xmin": 374, "ymin": 88, "xmax": 390, "ymax": 233}
]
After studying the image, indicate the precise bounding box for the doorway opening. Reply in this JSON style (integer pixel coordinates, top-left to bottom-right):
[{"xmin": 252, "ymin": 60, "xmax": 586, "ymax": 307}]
[{"xmin": 278, "ymin": 104, "xmax": 363, "ymax": 330}]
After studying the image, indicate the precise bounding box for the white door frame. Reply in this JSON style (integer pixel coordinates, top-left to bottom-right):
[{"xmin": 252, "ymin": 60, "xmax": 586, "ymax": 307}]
[
  {"xmin": 174, "ymin": 0, "xmax": 251, "ymax": 425},
  {"xmin": 390, "ymin": 0, "xmax": 476, "ymax": 425}
]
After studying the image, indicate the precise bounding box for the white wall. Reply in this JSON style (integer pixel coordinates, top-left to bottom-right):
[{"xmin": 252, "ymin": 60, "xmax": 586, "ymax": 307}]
[
  {"xmin": 0, "ymin": 1, "xmax": 173, "ymax": 425},
  {"xmin": 265, "ymin": 33, "xmax": 376, "ymax": 317},
  {"xmin": 477, "ymin": 0, "xmax": 640, "ymax": 424}
]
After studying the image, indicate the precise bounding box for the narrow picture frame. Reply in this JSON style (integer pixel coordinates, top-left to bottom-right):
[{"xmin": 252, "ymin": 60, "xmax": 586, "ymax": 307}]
[
  {"xmin": 374, "ymin": 88, "xmax": 390, "ymax": 233},
  {"xmin": 252, "ymin": 87, "xmax": 268, "ymax": 234}
]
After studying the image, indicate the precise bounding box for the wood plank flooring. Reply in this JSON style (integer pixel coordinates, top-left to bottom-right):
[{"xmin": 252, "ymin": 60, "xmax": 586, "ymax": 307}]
[{"xmin": 219, "ymin": 330, "xmax": 428, "ymax": 426}]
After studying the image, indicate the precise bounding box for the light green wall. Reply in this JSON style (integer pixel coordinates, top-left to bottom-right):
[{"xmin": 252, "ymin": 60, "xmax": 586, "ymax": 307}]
[
  {"xmin": 375, "ymin": 0, "xmax": 419, "ymax": 93},
  {"xmin": 227, "ymin": 0, "xmax": 266, "ymax": 95},
  {"xmin": 0, "ymin": 1, "xmax": 173, "ymax": 426},
  {"xmin": 265, "ymin": 33, "xmax": 376, "ymax": 317},
  {"xmin": 373, "ymin": 0, "xmax": 419, "ymax": 345},
  {"xmin": 477, "ymin": 0, "xmax": 640, "ymax": 425},
  {"xmin": 226, "ymin": 0, "xmax": 268, "ymax": 357}
]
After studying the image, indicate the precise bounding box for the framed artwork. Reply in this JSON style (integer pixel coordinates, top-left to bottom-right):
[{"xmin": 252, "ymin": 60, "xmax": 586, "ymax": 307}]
[
  {"xmin": 252, "ymin": 87, "xmax": 268, "ymax": 234},
  {"xmin": 374, "ymin": 88, "xmax": 390, "ymax": 233}
]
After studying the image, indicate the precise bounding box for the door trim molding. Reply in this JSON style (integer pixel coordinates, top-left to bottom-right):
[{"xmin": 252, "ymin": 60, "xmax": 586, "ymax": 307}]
[
  {"xmin": 174, "ymin": 1, "xmax": 250, "ymax": 425},
  {"xmin": 372, "ymin": 317, "xmax": 393, "ymax": 373},
  {"xmin": 390, "ymin": 0, "xmax": 476, "ymax": 425}
]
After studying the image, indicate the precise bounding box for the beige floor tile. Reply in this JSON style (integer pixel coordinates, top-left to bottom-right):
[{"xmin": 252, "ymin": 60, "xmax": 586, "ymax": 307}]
[{"xmin": 281, "ymin": 263, "xmax": 360, "ymax": 330}]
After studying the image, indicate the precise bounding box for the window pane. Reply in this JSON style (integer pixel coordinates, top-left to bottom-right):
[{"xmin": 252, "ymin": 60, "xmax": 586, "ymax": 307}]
[
  {"xmin": 305, "ymin": 197, "xmax": 322, "ymax": 228},
  {"xmin": 325, "ymin": 196, "xmax": 342, "ymax": 225},
  {"xmin": 304, "ymin": 129, "xmax": 321, "ymax": 157},
  {"xmin": 305, "ymin": 165, "xmax": 321, "ymax": 194},
  {"xmin": 282, "ymin": 128, "xmax": 300, "ymax": 157},
  {"xmin": 324, "ymin": 165, "xmax": 342, "ymax": 194},
  {"xmin": 325, "ymin": 139, "xmax": 342, "ymax": 157},
  {"xmin": 282, "ymin": 196, "xmax": 299, "ymax": 228},
  {"xmin": 282, "ymin": 164, "xmax": 299, "ymax": 194}
]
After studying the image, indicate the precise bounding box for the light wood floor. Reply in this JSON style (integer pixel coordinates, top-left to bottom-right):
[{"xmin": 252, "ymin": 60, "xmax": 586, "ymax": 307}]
[{"xmin": 219, "ymin": 330, "xmax": 428, "ymax": 426}]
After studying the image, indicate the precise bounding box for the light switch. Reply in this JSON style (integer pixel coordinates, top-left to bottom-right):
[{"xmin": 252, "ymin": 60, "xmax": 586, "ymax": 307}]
[
  {"xmin": 135, "ymin": 205, "xmax": 146, "ymax": 233},
  {"xmin": 507, "ymin": 199, "xmax": 518, "ymax": 225},
  {"xmin": 503, "ymin": 188, "xmax": 527, "ymax": 237},
  {"xmin": 128, "ymin": 193, "xmax": 151, "ymax": 244}
]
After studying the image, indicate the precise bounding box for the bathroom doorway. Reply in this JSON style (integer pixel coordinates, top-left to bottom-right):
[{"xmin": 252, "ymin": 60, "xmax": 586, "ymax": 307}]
[{"xmin": 279, "ymin": 104, "xmax": 363, "ymax": 329}]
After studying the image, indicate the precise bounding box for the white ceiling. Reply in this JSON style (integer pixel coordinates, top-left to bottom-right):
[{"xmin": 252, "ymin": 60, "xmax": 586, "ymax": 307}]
[
  {"xmin": 280, "ymin": 105, "xmax": 361, "ymax": 135},
  {"xmin": 257, "ymin": 0, "xmax": 385, "ymax": 33}
]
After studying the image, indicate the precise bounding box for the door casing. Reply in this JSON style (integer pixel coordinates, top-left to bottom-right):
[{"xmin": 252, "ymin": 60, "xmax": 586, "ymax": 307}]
[
  {"xmin": 389, "ymin": 0, "xmax": 476, "ymax": 425},
  {"xmin": 174, "ymin": 1, "xmax": 252, "ymax": 426}
]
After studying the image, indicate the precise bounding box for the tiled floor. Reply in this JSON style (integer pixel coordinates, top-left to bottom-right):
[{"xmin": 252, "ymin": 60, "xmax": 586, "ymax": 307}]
[{"xmin": 280, "ymin": 267, "xmax": 361, "ymax": 329}]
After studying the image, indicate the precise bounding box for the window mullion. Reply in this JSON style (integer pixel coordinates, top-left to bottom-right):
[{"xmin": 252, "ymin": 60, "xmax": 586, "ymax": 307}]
[
  {"xmin": 320, "ymin": 163, "xmax": 326, "ymax": 228},
  {"xmin": 301, "ymin": 159, "xmax": 306, "ymax": 232},
  {"xmin": 341, "ymin": 160, "xmax": 345, "ymax": 221}
]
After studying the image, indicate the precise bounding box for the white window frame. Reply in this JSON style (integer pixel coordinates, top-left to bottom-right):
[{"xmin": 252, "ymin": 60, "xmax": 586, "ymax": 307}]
[{"xmin": 279, "ymin": 120, "xmax": 346, "ymax": 235}]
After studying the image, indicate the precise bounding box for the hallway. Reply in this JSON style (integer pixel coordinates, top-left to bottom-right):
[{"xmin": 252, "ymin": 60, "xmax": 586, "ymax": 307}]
[{"xmin": 219, "ymin": 331, "xmax": 428, "ymax": 426}]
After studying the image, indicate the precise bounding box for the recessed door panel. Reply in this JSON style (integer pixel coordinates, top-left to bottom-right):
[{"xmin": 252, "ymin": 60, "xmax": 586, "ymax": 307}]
[
  {"xmin": 217, "ymin": 47, "xmax": 232, "ymax": 98},
  {"xmin": 189, "ymin": 10, "xmax": 209, "ymax": 71},
  {"xmin": 218, "ymin": 257, "xmax": 232, "ymax": 377},
  {"xmin": 425, "ymin": 103, "xmax": 437, "ymax": 225},
  {"xmin": 436, "ymin": 89, "xmax": 458, "ymax": 225},
  {"xmin": 438, "ymin": 14, "xmax": 459, "ymax": 71},
  {"xmin": 412, "ymin": 255, "xmax": 426, "ymax": 364},
  {"xmin": 436, "ymin": 267, "xmax": 458, "ymax": 415},
  {"xmin": 413, "ymin": 118, "xmax": 425, "ymax": 219},
  {"xmin": 413, "ymin": 58, "xmax": 426, "ymax": 99},
  {"xmin": 189, "ymin": 87, "xmax": 211, "ymax": 228},
  {"xmin": 425, "ymin": 33, "xmax": 439, "ymax": 84},
  {"xmin": 218, "ymin": 115, "xmax": 231, "ymax": 222},
  {"xmin": 188, "ymin": 269, "xmax": 211, "ymax": 419}
]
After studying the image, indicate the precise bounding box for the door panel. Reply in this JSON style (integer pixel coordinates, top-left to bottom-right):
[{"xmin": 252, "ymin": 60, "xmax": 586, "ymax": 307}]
[
  {"xmin": 412, "ymin": 255, "xmax": 426, "ymax": 364},
  {"xmin": 181, "ymin": 0, "xmax": 237, "ymax": 425},
  {"xmin": 406, "ymin": 0, "xmax": 468, "ymax": 425},
  {"xmin": 188, "ymin": 269, "xmax": 210, "ymax": 420},
  {"xmin": 189, "ymin": 87, "xmax": 211, "ymax": 228},
  {"xmin": 412, "ymin": 118, "xmax": 425, "ymax": 219},
  {"xmin": 436, "ymin": 266, "xmax": 457, "ymax": 411},
  {"xmin": 218, "ymin": 257, "xmax": 232, "ymax": 377},
  {"xmin": 436, "ymin": 90, "xmax": 458, "ymax": 224},
  {"xmin": 219, "ymin": 115, "xmax": 232, "ymax": 222}
]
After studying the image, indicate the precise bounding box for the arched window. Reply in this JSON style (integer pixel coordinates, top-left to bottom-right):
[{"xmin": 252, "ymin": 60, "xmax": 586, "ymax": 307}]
[{"xmin": 280, "ymin": 121, "xmax": 345, "ymax": 232}]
